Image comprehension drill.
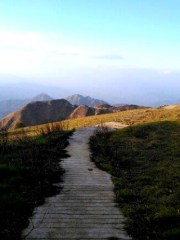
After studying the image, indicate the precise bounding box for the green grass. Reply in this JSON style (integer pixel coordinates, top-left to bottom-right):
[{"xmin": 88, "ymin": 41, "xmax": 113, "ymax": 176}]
[
  {"xmin": 2, "ymin": 104, "xmax": 180, "ymax": 239},
  {"xmin": 0, "ymin": 127, "xmax": 73, "ymax": 240},
  {"xmin": 0, "ymin": 165, "xmax": 34, "ymax": 239},
  {"xmin": 89, "ymin": 121, "xmax": 180, "ymax": 240}
]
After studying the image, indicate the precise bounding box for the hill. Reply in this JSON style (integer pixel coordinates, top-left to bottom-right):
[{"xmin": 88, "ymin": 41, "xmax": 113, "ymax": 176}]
[
  {"xmin": 69, "ymin": 105, "xmax": 110, "ymax": 119},
  {"xmin": 25, "ymin": 104, "xmax": 180, "ymax": 132},
  {"xmin": 0, "ymin": 93, "xmax": 108, "ymax": 120},
  {"xmin": 0, "ymin": 111, "xmax": 10, "ymax": 120},
  {"xmin": 66, "ymin": 94, "xmax": 107, "ymax": 107},
  {"xmin": 0, "ymin": 100, "xmax": 112, "ymax": 130},
  {"xmin": 0, "ymin": 93, "xmax": 54, "ymax": 120},
  {"xmin": 70, "ymin": 105, "xmax": 96, "ymax": 119},
  {"xmin": 0, "ymin": 98, "xmax": 148, "ymax": 130},
  {"xmin": 0, "ymin": 99, "xmax": 75, "ymax": 130},
  {"xmin": 2, "ymin": 101, "xmax": 180, "ymax": 240},
  {"xmin": 94, "ymin": 103, "xmax": 112, "ymax": 109},
  {"xmin": 94, "ymin": 103, "xmax": 146, "ymax": 112},
  {"xmin": 68, "ymin": 103, "xmax": 147, "ymax": 120}
]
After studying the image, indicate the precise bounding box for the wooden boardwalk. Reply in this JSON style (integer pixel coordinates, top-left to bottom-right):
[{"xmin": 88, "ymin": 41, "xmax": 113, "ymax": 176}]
[{"xmin": 22, "ymin": 126, "xmax": 131, "ymax": 240}]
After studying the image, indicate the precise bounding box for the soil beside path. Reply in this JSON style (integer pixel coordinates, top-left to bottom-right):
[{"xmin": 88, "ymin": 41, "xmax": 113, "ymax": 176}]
[{"xmin": 22, "ymin": 125, "xmax": 131, "ymax": 240}]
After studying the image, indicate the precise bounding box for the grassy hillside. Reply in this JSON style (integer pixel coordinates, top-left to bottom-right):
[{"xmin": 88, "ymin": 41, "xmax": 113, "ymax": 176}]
[
  {"xmin": 89, "ymin": 121, "xmax": 180, "ymax": 240},
  {"xmin": 63, "ymin": 105, "xmax": 180, "ymax": 128},
  {"xmin": 0, "ymin": 124, "xmax": 73, "ymax": 240},
  {"xmin": 16, "ymin": 105, "xmax": 180, "ymax": 137},
  {"xmin": 1, "ymin": 105, "xmax": 180, "ymax": 239}
]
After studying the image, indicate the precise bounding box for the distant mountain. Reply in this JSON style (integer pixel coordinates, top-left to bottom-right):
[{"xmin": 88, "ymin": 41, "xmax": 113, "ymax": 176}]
[
  {"xmin": 0, "ymin": 100, "xmax": 105, "ymax": 130},
  {"xmin": 69, "ymin": 105, "xmax": 110, "ymax": 119},
  {"xmin": 31, "ymin": 93, "xmax": 54, "ymax": 102},
  {"xmin": 0, "ymin": 81, "xmax": 72, "ymax": 101},
  {"xmin": 0, "ymin": 99, "xmax": 75, "ymax": 130},
  {"xmin": 113, "ymin": 104, "xmax": 126, "ymax": 107},
  {"xmin": 0, "ymin": 93, "xmax": 54, "ymax": 120},
  {"xmin": 94, "ymin": 103, "xmax": 113, "ymax": 109},
  {"xmin": 0, "ymin": 99, "xmax": 147, "ymax": 130},
  {"xmin": 69, "ymin": 105, "xmax": 96, "ymax": 119},
  {"xmin": 66, "ymin": 94, "xmax": 107, "ymax": 107},
  {"xmin": 94, "ymin": 104, "xmax": 148, "ymax": 112},
  {"xmin": 0, "ymin": 92, "xmax": 109, "ymax": 121}
]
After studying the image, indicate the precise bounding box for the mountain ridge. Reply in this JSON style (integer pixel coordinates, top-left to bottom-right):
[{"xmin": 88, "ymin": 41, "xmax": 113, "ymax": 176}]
[
  {"xmin": 31, "ymin": 93, "xmax": 54, "ymax": 102},
  {"xmin": 0, "ymin": 99, "xmax": 74, "ymax": 130},
  {"xmin": 0, "ymin": 93, "xmax": 54, "ymax": 120},
  {"xmin": 0, "ymin": 99, "xmax": 147, "ymax": 130},
  {"xmin": 66, "ymin": 94, "xmax": 107, "ymax": 107}
]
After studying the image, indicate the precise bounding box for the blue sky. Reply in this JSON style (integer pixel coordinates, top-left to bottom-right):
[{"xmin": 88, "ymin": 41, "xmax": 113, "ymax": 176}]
[{"xmin": 0, "ymin": 0, "xmax": 180, "ymax": 104}]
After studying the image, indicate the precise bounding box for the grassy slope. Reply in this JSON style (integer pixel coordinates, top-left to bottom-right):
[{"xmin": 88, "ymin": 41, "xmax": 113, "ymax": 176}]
[
  {"xmin": 3, "ymin": 105, "xmax": 180, "ymax": 239},
  {"xmin": 89, "ymin": 122, "xmax": 180, "ymax": 240},
  {"xmin": 0, "ymin": 127, "xmax": 72, "ymax": 240},
  {"xmin": 12, "ymin": 105, "xmax": 180, "ymax": 137}
]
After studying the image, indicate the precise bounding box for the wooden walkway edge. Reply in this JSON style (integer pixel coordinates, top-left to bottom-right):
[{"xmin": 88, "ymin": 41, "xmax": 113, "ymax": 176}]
[{"xmin": 22, "ymin": 126, "xmax": 131, "ymax": 240}]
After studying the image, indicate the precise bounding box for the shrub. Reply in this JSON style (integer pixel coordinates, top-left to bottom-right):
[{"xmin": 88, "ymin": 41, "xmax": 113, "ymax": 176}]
[{"xmin": 14, "ymin": 121, "xmax": 25, "ymax": 129}]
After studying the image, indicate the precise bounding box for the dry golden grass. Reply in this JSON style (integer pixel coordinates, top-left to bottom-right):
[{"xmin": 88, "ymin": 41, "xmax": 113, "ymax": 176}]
[{"xmin": 10, "ymin": 105, "xmax": 180, "ymax": 137}]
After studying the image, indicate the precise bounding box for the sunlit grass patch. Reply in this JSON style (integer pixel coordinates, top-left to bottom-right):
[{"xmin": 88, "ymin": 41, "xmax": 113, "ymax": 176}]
[{"xmin": 7, "ymin": 105, "xmax": 180, "ymax": 139}]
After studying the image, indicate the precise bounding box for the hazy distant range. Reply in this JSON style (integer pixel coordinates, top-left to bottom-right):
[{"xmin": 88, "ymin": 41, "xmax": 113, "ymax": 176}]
[{"xmin": 0, "ymin": 81, "xmax": 180, "ymax": 107}]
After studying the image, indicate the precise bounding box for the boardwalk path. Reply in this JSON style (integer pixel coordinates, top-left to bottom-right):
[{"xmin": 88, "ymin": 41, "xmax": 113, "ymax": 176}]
[{"xmin": 22, "ymin": 126, "xmax": 131, "ymax": 240}]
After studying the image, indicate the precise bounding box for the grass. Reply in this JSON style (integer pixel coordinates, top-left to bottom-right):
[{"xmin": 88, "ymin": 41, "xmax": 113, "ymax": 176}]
[
  {"xmin": 10, "ymin": 105, "xmax": 180, "ymax": 138},
  {"xmin": 89, "ymin": 121, "xmax": 180, "ymax": 240},
  {"xmin": 0, "ymin": 123, "xmax": 73, "ymax": 240},
  {"xmin": 1, "ymin": 104, "xmax": 180, "ymax": 239}
]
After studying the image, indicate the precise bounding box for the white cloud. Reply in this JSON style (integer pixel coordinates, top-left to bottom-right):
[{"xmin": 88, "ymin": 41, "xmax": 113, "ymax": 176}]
[
  {"xmin": 160, "ymin": 69, "xmax": 172, "ymax": 75},
  {"xmin": 92, "ymin": 54, "xmax": 125, "ymax": 60},
  {"xmin": 0, "ymin": 31, "xmax": 127, "ymax": 76},
  {"xmin": 0, "ymin": 32, "xmax": 75, "ymax": 54},
  {"xmin": 0, "ymin": 31, "xmax": 125, "ymax": 57},
  {"xmin": 0, "ymin": 32, "xmax": 40, "ymax": 49}
]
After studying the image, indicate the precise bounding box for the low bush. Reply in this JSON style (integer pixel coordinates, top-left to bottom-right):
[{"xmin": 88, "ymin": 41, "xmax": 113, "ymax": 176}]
[{"xmin": 14, "ymin": 121, "xmax": 25, "ymax": 129}]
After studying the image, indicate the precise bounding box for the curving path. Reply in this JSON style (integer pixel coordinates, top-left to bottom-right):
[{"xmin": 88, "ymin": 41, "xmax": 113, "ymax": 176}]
[{"xmin": 22, "ymin": 126, "xmax": 131, "ymax": 240}]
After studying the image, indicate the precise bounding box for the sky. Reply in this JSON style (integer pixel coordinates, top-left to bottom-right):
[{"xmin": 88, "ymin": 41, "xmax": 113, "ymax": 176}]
[{"xmin": 0, "ymin": 0, "xmax": 180, "ymax": 104}]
